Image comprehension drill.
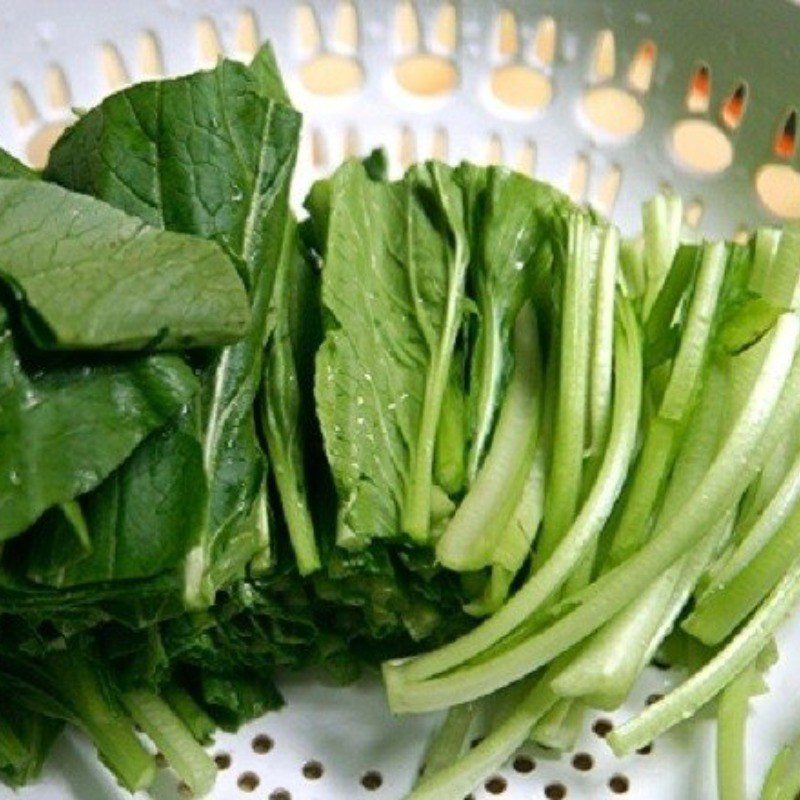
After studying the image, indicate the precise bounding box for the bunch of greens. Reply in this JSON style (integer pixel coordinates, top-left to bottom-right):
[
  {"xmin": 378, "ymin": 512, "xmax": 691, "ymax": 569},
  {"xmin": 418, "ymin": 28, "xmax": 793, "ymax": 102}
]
[
  {"xmin": 377, "ymin": 190, "xmax": 800, "ymax": 799},
  {"xmin": 3, "ymin": 41, "xmax": 800, "ymax": 800}
]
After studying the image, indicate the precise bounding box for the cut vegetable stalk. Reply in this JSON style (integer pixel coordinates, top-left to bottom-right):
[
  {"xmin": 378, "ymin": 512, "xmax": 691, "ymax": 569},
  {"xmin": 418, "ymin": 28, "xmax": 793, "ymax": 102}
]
[
  {"xmin": 122, "ymin": 689, "xmax": 216, "ymax": 797},
  {"xmin": 386, "ymin": 314, "xmax": 798, "ymax": 712},
  {"xmin": 464, "ymin": 442, "xmax": 547, "ymax": 616},
  {"xmin": 608, "ymin": 241, "xmax": 727, "ymax": 565},
  {"xmin": 641, "ymin": 193, "xmax": 683, "ymax": 318},
  {"xmin": 553, "ymin": 364, "xmax": 731, "ymax": 707},
  {"xmin": 46, "ymin": 654, "xmax": 155, "ymax": 793},
  {"xmin": 420, "ymin": 701, "xmax": 481, "ymax": 779},
  {"xmin": 407, "ymin": 678, "xmax": 556, "ymax": 800},
  {"xmin": 384, "ymin": 298, "xmax": 642, "ymax": 702},
  {"xmin": 162, "ymin": 683, "xmax": 216, "ymax": 745},
  {"xmin": 437, "ymin": 302, "xmax": 542, "ymax": 571},
  {"xmin": 702, "ymin": 443, "xmax": 800, "ymax": 592},
  {"xmin": 683, "ymin": 499, "xmax": 800, "ymax": 645},
  {"xmin": 588, "ymin": 225, "xmax": 620, "ymax": 460},
  {"xmin": 608, "ymin": 552, "xmax": 800, "ymax": 756},
  {"xmin": 537, "ymin": 213, "xmax": 595, "ymax": 561},
  {"xmin": 716, "ymin": 664, "xmax": 763, "ymax": 800},
  {"xmin": 529, "ymin": 698, "xmax": 584, "ymax": 750}
]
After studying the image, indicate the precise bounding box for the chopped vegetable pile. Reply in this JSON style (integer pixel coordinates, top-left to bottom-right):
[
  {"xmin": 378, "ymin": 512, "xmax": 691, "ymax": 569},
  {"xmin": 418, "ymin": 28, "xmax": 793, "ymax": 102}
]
[{"xmin": 1, "ymin": 44, "xmax": 800, "ymax": 800}]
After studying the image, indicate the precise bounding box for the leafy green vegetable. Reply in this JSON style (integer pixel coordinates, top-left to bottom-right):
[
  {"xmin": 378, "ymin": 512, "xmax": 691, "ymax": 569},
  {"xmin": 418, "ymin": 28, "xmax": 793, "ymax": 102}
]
[
  {"xmin": 313, "ymin": 159, "xmax": 469, "ymax": 547},
  {"xmin": 0, "ymin": 179, "xmax": 249, "ymax": 350},
  {"xmin": 46, "ymin": 51, "xmax": 302, "ymax": 606},
  {"xmin": 261, "ymin": 216, "xmax": 321, "ymax": 574},
  {"xmin": 0, "ymin": 308, "xmax": 199, "ymax": 540}
]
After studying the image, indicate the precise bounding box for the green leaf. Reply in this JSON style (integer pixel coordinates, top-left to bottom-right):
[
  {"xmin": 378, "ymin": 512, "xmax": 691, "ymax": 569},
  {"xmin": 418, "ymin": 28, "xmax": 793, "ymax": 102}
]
[
  {"xmin": 313, "ymin": 159, "xmax": 470, "ymax": 548},
  {"xmin": 45, "ymin": 49, "xmax": 301, "ymax": 605},
  {"xmin": 0, "ymin": 179, "xmax": 249, "ymax": 350},
  {"xmin": 0, "ymin": 309, "xmax": 199, "ymax": 540},
  {"xmin": 0, "ymin": 147, "xmax": 38, "ymax": 180},
  {"xmin": 22, "ymin": 501, "xmax": 92, "ymax": 584},
  {"xmin": 262, "ymin": 217, "xmax": 321, "ymax": 574},
  {"xmin": 33, "ymin": 408, "xmax": 207, "ymax": 587}
]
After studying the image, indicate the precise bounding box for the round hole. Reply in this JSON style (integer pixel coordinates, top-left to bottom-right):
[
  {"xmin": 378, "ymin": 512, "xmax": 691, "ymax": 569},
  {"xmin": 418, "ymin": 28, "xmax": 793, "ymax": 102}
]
[
  {"xmin": 155, "ymin": 752, "xmax": 168, "ymax": 769},
  {"xmin": 513, "ymin": 754, "xmax": 536, "ymax": 774},
  {"xmin": 544, "ymin": 783, "xmax": 567, "ymax": 799},
  {"xmin": 756, "ymin": 164, "xmax": 800, "ymax": 218},
  {"xmin": 671, "ymin": 119, "xmax": 733, "ymax": 174},
  {"xmin": 645, "ymin": 693, "xmax": 664, "ymax": 706},
  {"xmin": 489, "ymin": 64, "xmax": 552, "ymax": 112},
  {"xmin": 609, "ymin": 774, "xmax": 630, "ymax": 794},
  {"xmin": 637, "ymin": 743, "xmax": 653, "ymax": 755},
  {"xmin": 299, "ymin": 53, "xmax": 364, "ymax": 96},
  {"xmin": 581, "ymin": 87, "xmax": 644, "ymax": 140},
  {"xmin": 252, "ymin": 734, "xmax": 274, "ymax": 754},
  {"xmin": 361, "ymin": 770, "xmax": 383, "ymax": 791},
  {"xmin": 571, "ymin": 752, "xmax": 594, "ymax": 771},
  {"xmin": 214, "ymin": 752, "xmax": 231, "ymax": 770},
  {"xmin": 485, "ymin": 775, "xmax": 507, "ymax": 794},
  {"xmin": 302, "ymin": 760, "xmax": 324, "ymax": 780},
  {"xmin": 394, "ymin": 54, "xmax": 458, "ymax": 97},
  {"xmin": 471, "ymin": 737, "xmax": 485, "ymax": 748},
  {"xmin": 269, "ymin": 791, "xmax": 291, "ymax": 800},
  {"xmin": 237, "ymin": 772, "xmax": 260, "ymax": 793},
  {"xmin": 177, "ymin": 782, "xmax": 193, "ymax": 799},
  {"xmin": 592, "ymin": 718, "xmax": 614, "ymax": 738}
]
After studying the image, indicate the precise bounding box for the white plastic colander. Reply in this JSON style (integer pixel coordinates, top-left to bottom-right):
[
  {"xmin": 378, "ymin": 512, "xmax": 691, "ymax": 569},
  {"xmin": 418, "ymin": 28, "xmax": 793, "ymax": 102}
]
[{"xmin": 2, "ymin": 1, "xmax": 800, "ymax": 798}]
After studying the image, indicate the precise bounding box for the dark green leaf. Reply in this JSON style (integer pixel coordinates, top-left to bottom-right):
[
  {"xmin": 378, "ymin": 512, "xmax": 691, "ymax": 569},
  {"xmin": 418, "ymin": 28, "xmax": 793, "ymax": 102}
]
[
  {"xmin": 0, "ymin": 309, "xmax": 199, "ymax": 540},
  {"xmin": 46, "ymin": 50, "xmax": 301, "ymax": 605},
  {"xmin": 0, "ymin": 179, "xmax": 249, "ymax": 350}
]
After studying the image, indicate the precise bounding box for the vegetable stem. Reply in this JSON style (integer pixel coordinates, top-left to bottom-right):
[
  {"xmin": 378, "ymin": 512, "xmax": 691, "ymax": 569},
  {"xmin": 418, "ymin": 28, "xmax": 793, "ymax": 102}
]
[{"xmin": 609, "ymin": 551, "xmax": 800, "ymax": 755}]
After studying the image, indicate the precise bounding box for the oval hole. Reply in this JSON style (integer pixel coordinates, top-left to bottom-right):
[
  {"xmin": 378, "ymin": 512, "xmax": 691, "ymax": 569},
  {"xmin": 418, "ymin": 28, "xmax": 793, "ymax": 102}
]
[
  {"xmin": 756, "ymin": 163, "xmax": 800, "ymax": 218},
  {"xmin": 300, "ymin": 53, "xmax": 364, "ymax": 96},
  {"xmin": 671, "ymin": 119, "xmax": 733, "ymax": 174},
  {"xmin": 582, "ymin": 86, "xmax": 644, "ymax": 140},
  {"xmin": 394, "ymin": 54, "xmax": 458, "ymax": 97},
  {"xmin": 490, "ymin": 64, "xmax": 552, "ymax": 112}
]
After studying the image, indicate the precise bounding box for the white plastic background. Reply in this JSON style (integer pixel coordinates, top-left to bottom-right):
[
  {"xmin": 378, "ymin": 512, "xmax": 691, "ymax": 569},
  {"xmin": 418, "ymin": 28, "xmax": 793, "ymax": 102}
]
[{"xmin": 1, "ymin": 1, "xmax": 800, "ymax": 798}]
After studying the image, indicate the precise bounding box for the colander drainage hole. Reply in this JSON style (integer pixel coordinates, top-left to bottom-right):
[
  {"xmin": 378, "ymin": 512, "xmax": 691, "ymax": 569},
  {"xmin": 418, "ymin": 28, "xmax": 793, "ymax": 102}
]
[
  {"xmin": 485, "ymin": 774, "xmax": 507, "ymax": 794},
  {"xmin": 571, "ymin": 752, "xmax": 594, "ymax": 771},
  {"xmin": 512, "ymin": 754, "xmax": 536, "ymax": 773},
  {"xmin": 544, "ymin": 782, "xmax": 567, "ymax": 799},
  {"xmin": 302, "ymin": 759, "xmax": 324, "ymax": 779},
  {"xmin": 637, "ymin": 743, "xmax": 653, "ymax": 755},
  {"xmin": 237, "ymin": 771, "xmax": 260, "ymax": 792},
  {"xmin": 252, "ymin": 733, "xmax": 274, "ymax": 753},
  {"xmin": 177, "ymin": 781, "xmax": 192, "ymax": 798},
  {"xmin": 213, "ymin": 752, "xmax": 231, "ymax": 770},
  {"xmin": 155, "ymin": 752, "xmax": 168, "ymax": 769},
  {"xmin": 609, "ymin": 774, "xmax": 630, "ymax": 794},
  {"xmin": 361, "ymin": 770, "xmax": 383, "ymax": 790},
  {"xmin": 592, "ymin": 718, "xmax": 614, "ymax": 738},
  {"xmin": 269, "ymin": 790, "xmax": 291, "ymax": 800}
]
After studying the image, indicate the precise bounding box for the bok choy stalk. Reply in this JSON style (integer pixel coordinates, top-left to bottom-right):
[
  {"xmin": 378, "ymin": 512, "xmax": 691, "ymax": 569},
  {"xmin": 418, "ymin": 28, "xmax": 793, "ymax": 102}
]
[
  {"xmin": 386, "ymin": 309, "xmax": 799, "ymax": 713},
  {"xmin": 714, "ymin": 645, "xmax": 775, "ymax": 800},
  {"xmin": 436, "ymin": 301, "xmax": 543, "ymax": 571},
  {"xmin": 536, "ymin": 213, "xmax": 595, "ymax": 563},
  {"xmin": 607, "ymin": 241, "xmax": 727, "ymax": 566},
  {"xmin": 383, "ymin": 295, "xmax": 643, "ymax": 711}
]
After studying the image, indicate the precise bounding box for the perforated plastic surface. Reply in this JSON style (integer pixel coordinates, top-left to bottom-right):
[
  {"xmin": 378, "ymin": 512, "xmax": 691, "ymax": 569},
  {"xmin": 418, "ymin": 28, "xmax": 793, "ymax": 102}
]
[{"xmin": 2, "ymin": 1, "xmax": 800, "ymax": 798}]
